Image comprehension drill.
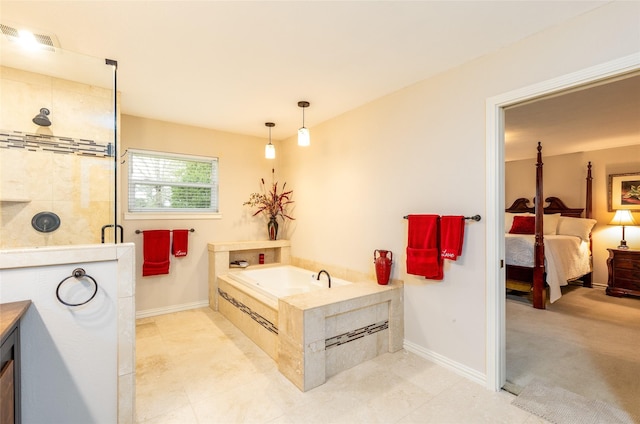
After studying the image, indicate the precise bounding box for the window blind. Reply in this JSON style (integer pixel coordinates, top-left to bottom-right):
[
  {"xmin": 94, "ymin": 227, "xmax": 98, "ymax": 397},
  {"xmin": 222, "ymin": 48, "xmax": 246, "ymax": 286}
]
[{"xmin": 128, "ymin": 149, "xmax": 218, "ymax": 213}]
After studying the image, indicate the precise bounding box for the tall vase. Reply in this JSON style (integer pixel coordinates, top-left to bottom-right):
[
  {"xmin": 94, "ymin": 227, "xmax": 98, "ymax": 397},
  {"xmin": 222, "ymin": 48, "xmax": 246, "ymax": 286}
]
[
  {"xmin": 267, "ymin": 216, "xmax": 279, "ymax": 240},
  {"xmin": 374, "ymin": 249, "xmax": 392, "ymax": 285}
]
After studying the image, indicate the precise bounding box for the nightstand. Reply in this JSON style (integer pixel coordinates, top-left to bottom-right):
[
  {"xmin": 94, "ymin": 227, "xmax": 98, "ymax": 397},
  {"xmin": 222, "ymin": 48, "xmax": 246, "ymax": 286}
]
[{"xmin": 606, "ymin": 248, "xmax": 640, "ymax": 298}]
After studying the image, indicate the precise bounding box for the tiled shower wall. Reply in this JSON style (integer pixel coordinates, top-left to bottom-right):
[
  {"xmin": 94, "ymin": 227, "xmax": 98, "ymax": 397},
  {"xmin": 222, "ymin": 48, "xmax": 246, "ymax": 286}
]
[{"xmin": 0, "ymin": 66, "xmax": 116, "ymax": 248}]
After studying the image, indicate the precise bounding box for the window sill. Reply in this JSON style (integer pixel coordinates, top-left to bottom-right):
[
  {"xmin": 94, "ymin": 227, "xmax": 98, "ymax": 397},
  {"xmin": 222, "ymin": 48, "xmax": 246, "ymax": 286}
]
[{"xmin": 124, "ymin": 212, "xmax": 222, "ymax": 221}]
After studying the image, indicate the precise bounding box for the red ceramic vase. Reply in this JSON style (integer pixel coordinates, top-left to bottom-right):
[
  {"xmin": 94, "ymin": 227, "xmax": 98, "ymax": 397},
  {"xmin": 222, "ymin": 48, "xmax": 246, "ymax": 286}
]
[{"xmin": 374, "ymin": 249, "xmax": 392, "ymax": 285}]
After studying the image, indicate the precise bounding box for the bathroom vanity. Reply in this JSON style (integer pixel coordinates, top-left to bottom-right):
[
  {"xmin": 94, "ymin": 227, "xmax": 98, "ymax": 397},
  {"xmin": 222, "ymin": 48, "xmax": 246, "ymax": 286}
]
[{"xmin": 0, "ymin": 300, "xmax": 30, "ymax": 424}]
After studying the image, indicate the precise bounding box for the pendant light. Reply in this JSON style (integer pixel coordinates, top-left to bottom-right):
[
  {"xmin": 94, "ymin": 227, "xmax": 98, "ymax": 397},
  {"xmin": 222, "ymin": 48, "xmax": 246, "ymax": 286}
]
[
  {"xmin": 297, "ymin": 101, "xmax": 310, "ymax": 146},
  {"xmin": 265, "ymin": 122, "xmax": 276, "ymax": 159}
]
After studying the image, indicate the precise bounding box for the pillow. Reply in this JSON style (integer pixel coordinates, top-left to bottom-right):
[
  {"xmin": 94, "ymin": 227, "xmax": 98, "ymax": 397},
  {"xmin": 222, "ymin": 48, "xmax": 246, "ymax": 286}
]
[
  {"xmin": 505, "ymin": 212, "xmax": 534, "ymax": 233},
  {"xmin": 543, "ymin": 213, "xmax": 561, "ymax": 235},
  {"xmin": 556, "ymin": 216, "xmax": 597, "ymax": 242},
  {"xmin": 509, "ymin": 216, "xmax": 535, "ymax": 234}
]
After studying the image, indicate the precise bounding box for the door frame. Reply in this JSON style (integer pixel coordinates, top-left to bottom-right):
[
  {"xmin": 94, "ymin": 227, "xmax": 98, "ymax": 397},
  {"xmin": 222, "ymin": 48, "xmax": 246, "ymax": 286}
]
[{"xmin": 485, "ymin": 52, "xmax": 640, "ymax": 391}]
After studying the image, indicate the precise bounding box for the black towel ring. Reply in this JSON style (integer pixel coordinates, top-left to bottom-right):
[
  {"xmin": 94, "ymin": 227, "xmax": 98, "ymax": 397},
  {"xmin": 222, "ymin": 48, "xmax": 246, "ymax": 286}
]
[{"xmin": 56, "ymin": 268, "xmax": 98, "ymax": 307}]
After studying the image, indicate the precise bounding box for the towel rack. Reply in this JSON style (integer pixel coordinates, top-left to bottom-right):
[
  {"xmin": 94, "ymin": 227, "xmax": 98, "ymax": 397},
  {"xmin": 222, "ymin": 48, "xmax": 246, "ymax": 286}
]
[
  {"xmin": 56, "ymin": 268, "xmax": 98, "ymax": 307},
  {"xmin": 135, "ymin": 228, "xmax": 195, "ymax": 234},
  {"xmin": 403, "ymin": 214, "xmax": 481, "ymax": 221}
]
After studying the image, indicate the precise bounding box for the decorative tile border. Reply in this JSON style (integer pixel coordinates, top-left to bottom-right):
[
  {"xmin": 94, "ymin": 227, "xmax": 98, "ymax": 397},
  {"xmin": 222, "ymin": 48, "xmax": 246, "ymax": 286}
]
[
  {"xmin": 0, "ymin": 129, "xmax": 112, "ymax": 157},
  {"xmin": 218, "ymin": 288, "xmax": 278, "ymax": 335},
  {"xmin": 325, "ymin": 320, "xmax": 389, "ymax": 350},
  {"xmin": 217, "ymin": 286, "xmax": 389, "ymax": 351}
]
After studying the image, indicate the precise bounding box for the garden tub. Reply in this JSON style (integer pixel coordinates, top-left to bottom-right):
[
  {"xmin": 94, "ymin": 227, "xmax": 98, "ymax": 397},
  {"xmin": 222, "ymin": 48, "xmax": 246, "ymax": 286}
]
[
  {"xmin": 216, "ymin": 264, "xmax": 403, "ymax": 391},
  {"xmin": 227, "ymin": 265, "xmax": 351, "ymax": 301}
]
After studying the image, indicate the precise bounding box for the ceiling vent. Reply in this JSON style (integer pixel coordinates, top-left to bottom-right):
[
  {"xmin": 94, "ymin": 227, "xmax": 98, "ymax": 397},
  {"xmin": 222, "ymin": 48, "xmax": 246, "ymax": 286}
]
[{"xmin": 1, "ymin": 23, "xmax": 60, "ymax": 52}]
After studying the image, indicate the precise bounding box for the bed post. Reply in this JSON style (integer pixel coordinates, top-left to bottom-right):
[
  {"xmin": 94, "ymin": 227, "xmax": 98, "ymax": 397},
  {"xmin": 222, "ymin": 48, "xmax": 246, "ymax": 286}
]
[
  {"xmin": 583, "ymin": 162, "xmax": 594, "ymax": 288},
  {"xmin": 586, "ymin": 162, "xmax": 593, "ymax": 219},
  {"xmin": 533, "ymin": 142, "xmax": 546, "ymax": 309}
]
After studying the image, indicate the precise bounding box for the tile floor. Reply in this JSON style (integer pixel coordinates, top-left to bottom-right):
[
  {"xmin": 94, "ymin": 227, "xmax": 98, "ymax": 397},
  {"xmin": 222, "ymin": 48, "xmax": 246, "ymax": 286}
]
[{"xmin": 135, "ymin": 307, "xmax": 548, "ymax": 424}]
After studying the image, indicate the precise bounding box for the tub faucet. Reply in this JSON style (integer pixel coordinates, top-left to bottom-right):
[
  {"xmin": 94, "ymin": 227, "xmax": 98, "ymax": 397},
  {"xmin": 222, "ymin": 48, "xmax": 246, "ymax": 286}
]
[{"xmin": 317, "ymin": 269, "xmax": 331, "ymax": 288}]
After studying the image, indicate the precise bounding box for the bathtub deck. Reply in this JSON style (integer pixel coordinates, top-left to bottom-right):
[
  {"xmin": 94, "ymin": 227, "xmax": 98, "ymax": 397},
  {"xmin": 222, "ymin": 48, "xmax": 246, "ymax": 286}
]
[
  {"xmin": 217, "ymin": 271, "xmax": 403, "ymax": 392},
  {"xmin": 278, "ymin": 280, "xmax": 403, "ymax": 391}
]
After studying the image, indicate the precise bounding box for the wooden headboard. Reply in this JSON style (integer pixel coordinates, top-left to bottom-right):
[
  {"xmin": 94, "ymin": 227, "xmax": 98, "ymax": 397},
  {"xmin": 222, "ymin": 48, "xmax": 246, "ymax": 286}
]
[{"xmin": 505, "ymin": 196, "xmax": 584, "ymax": 218}]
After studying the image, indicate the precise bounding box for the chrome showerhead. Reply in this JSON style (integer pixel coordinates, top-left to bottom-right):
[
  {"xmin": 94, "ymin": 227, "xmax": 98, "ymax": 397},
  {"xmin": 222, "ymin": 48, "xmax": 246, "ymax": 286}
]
[{"xmin": 33, "ymin": 108, "xmax": 51, "ymax": 126}]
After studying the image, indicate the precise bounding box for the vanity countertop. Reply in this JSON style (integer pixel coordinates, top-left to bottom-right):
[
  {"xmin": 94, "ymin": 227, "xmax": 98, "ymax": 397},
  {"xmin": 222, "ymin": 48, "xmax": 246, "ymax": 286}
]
[{"xmin": 0, "ymin": 300, "xmax": 31, "ymax": 341}]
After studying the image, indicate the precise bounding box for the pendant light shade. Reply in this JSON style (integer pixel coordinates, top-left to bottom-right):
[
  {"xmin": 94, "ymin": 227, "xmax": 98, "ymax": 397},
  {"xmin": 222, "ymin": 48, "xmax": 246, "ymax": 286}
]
[
  {"xmin": 297, "ymin": 101, "xmax": 310, "ymax": 146},
  {"xmin": 265, "ymin": 122, "xmax": 276, "ymax": 159}
]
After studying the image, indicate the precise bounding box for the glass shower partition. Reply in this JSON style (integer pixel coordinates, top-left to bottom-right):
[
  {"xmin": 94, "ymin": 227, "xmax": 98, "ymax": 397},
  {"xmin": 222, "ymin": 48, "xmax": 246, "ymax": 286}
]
[{"xmin": 0, "ymin": 32, "xmax": 119, "ymax": 247}]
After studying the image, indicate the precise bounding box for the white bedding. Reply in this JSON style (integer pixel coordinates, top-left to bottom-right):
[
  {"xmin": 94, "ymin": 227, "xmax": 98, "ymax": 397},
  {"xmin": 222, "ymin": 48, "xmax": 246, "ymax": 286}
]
[{"xmin": 505, "ymin": 234, "xmax": 591, "ymax": 303}]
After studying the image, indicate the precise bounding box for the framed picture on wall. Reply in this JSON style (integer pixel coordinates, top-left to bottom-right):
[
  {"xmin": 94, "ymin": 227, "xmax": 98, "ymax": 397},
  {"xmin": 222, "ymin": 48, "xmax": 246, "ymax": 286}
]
[{"xmin": 608, "ymin": 172, "xmax": 640, "ymax": 211}]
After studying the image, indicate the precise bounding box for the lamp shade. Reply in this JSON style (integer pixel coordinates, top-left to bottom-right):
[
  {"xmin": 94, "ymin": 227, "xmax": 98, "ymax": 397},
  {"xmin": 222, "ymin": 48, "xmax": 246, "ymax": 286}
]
[
  {"xmin": 298, "ymin": 127, "xmax": 310, "ymax": 146},
  {"xmin": 609, "ymin": 210, "xmax": 638, "ymax": 226},
  {"xmin": 265, "ymin": 143, "xmax": 275, "ymax": 159}
]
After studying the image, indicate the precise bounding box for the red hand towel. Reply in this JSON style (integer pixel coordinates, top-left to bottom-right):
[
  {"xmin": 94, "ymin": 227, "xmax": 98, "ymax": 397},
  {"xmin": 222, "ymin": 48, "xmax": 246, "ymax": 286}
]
[
  {"xmin": 142, "ymin": 230, "xmax": 170, "ymax": 276},
  {"xmin": 440, "ymin": 216, "xmax": 465, "ymax": 261},
  {"xmin": 406, "ymin": 215, "xmax": 443, "ymax": 280},
  {"xmin": 172, "ymin": 229, "xmax": 189, "ymax": 257}
]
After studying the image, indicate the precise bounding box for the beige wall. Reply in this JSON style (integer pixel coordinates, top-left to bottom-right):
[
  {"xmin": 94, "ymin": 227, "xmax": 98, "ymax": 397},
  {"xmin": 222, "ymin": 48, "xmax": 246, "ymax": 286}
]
[
  {"xmin": 276, "ymin": 2, "xmax": 640, "ymax": 374},
  {"xmin": 0, "ymin": 66, "xmax": 115, "ymax": 248},
  {"xmin": 120, "ymin": 115, "xmax": 279, "ymax": 313},
  {"xmin": 506, "ymin": 145, "xmax": 640, "ymax": 286},
  {"xmin": 117, "ymin": 2, "xmax": 639, "ymax": 378}
]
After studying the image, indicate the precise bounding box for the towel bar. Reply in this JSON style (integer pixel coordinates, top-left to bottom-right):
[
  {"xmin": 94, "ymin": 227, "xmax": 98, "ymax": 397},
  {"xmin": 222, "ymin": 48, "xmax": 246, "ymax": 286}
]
[
  {"xmin": 135, "ymin": 228, "xmax": 195, "ymax": 234},
  {"xmin": 403, "ymin": 215, "xmax": 481, "ymax": 221}
]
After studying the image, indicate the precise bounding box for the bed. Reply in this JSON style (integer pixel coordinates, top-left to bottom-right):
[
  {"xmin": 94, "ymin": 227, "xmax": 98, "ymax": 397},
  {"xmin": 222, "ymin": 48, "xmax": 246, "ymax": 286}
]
[{"xmin": 505, "ymin": 142, "xmax": 596, "ymax": 309}]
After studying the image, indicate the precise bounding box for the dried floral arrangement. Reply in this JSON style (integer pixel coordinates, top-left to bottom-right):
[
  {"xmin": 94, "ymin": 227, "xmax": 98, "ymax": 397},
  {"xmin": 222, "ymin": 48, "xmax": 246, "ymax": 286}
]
[{"xmin": 244, "ymin": 169, "xmax": 294, "ymax": 221}]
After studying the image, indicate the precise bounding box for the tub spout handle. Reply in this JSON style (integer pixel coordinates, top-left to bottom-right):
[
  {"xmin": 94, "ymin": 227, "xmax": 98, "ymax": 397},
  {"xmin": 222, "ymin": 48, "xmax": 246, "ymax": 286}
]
[{"xmin": 317, "ymin": 269, "xmax": 331, "ymax": 288}]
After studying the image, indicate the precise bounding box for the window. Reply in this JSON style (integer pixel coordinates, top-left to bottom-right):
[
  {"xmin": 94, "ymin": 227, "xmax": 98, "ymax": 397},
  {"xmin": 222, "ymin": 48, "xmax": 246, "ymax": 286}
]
[{"xmin": 128, "ymin": 149, "xmax": 218, "ymax": 214}]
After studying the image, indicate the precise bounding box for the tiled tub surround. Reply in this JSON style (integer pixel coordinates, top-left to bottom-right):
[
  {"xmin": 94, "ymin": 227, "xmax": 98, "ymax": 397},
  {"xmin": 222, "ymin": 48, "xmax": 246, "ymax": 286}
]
[
  {"xmin": 217, "ymin": 265, "xmax": 403, "ymax": 392},
  {"xmin": 218, "ymin": 273, "xmax": 280, "ymax": 360},
  {"xmin": 218, "ymin": 265, "xmax": 356, "ymax": 360}
]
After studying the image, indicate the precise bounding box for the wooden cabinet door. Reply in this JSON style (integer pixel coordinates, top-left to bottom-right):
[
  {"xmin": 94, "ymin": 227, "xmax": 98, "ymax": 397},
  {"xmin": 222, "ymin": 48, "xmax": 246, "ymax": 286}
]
[{"xmin": 0, "ymin": 359, "xmax": 14, "ymax": 424}]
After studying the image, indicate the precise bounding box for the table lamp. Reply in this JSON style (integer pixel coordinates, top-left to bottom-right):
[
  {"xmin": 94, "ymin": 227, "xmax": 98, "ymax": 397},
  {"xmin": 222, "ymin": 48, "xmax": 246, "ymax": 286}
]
[{"xmin": 609, "ymin": 209, "xmax": 638, "ymax": 249}]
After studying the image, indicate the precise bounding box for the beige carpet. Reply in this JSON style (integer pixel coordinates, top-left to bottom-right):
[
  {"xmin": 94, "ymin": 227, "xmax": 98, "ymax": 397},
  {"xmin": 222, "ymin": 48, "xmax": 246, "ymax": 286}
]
[
  {"xmin": 506, "ymin": 285, "xmax": 640, "ymax": 421},
  {"xmin": 513, "ymin": 378, "xmax": 635, "ymax": 424}
]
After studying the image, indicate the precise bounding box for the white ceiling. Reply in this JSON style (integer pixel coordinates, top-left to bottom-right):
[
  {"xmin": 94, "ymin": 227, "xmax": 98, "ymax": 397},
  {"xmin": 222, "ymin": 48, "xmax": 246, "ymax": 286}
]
[
  {"xmin": 3, "ymin": 0, "xmax": 635, "ymax": 155},
  {"xmin": 505, "ymin": 73, "xmax": 640, "ymax": 161}
]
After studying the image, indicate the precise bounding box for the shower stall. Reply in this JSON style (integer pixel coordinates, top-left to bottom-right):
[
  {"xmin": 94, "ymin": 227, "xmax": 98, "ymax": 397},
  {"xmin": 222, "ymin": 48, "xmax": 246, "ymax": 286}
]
[
  {"xmin": 0, "ymin": 25, "xmax": 135, "ymax": 423},
  {"xmin": 0, "ymin": 25, "xmax": 119, "ymax": 248}
]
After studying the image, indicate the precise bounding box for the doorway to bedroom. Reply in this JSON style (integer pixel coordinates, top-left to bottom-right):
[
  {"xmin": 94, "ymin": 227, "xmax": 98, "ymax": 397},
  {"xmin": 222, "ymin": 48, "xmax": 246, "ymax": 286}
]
[{"xmin": 486, "ymin": 54, "xmax": 640, "ymax": 416}]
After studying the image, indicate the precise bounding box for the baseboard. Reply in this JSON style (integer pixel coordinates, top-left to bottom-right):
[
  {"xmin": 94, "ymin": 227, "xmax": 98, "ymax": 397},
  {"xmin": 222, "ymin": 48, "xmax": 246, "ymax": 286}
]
[
  {"xmin": 403, "ymin": 339, "xmax": 486, "ymax": 386},
  {"xmin": 136, "ymin": 300, "xmax": 210, "ymax": 319}
]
